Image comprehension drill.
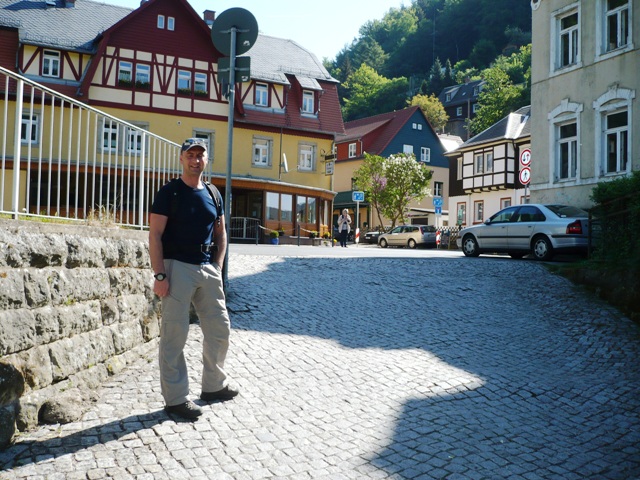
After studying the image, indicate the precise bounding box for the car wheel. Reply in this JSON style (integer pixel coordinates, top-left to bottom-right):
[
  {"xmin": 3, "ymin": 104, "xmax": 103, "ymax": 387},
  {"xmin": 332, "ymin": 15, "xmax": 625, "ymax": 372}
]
[
  {"xmin": 532, "ymin": 235, "xmax": 553, "ymax": 261},
  {"xmin": 379, "ymin": 238, "xmax": 388, "ymax": 248},
  {"xmin": 462, "ymin": 235, "xmax": 480, "ymax": 257},
  {"xmin": 509, "ymin": 253, "xmax": 525, "ymax": 259},
  {"xmin": 408, "ymin": 239, "xmax": 417, "ymax": 249}
]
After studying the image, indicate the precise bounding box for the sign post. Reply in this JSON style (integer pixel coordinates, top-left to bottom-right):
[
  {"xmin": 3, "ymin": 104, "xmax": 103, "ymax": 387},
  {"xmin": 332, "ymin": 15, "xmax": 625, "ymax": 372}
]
[
  {"xmin": 433, "ymin": 196, "xmax": 443, "ymax": 228},
  {"xmin": 519, "ymin": 148, "xmax": 532, "ymax": 203},
  {"xmin": 352, "ymin": 191, "xmax": 364, "ymax": 245}
]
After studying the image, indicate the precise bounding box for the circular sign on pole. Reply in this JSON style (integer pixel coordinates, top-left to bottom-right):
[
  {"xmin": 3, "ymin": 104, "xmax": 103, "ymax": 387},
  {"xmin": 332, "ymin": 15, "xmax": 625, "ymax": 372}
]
[
  {"xmin": 211, "ymin": 8, "xmax": 258, "ymax": 56},
  {"xmin": 519, "ymin": 166, "xmax": 531, "ymax": 185},
  {"xmin": 520, "ymin": 148, "xmax": 532, "ymax": 167}
]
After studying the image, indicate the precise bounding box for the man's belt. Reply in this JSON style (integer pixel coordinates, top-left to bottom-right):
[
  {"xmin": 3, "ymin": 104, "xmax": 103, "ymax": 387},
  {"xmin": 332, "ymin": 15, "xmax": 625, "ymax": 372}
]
[{"xmin": 164, "ymin": 243, "xmax": 218, "ymax": 255}]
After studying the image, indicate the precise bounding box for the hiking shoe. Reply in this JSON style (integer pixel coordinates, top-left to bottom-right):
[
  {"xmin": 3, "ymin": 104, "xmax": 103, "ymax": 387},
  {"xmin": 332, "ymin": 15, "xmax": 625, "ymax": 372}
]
[
  {"xmin": 164, "ymin": 401, "xmax": 203, "ymax": 420},
  {"xmin": 200, "ymin": 385, "xmax": 240, "ymax": 402}
]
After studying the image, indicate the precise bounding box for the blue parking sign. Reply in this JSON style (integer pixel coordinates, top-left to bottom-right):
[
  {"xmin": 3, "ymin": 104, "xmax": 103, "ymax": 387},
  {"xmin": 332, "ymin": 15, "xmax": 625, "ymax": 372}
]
[{"xmin": 352, "ymin": 191, "xmax": 365, "ymax": 202}]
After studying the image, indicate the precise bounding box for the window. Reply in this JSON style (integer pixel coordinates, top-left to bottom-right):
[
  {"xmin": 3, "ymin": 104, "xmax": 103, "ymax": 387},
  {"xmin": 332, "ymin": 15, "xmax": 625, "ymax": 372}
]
[
  {"xmin": 348, "ymin": 143, "xmax": 357, "ymax": 158},
  {"xmin": 21, "ymin": 113, "xmax": 39, "ymax": 145},
  {"xmin": 298, "ymin": 143, "xmax": 315, "ymax": 171},
  {"xmin": 557, "ymin": 121, "xmax": 578, "ymax": 180},
  {"xmin": 456, "ymin": 203, "xmax": 466, "ymax": 226},
  {"xmin": 474, "ymin": 201, "xmax": 484, "ymax": 223},
  {"xmin": 433, "ymin": 181, "xmax": 443, "ymax": 197},
  {"xmin": 302, "ymin": 90, "xmax": 314, "ymax": 113},
  {"xmin": 501, "ymin": 198, "xmax": 512, "ymax": 209},
  {"xmin": 457, "ymin": 158, "xmax": 463, "ymax": 180},
  {"xmin": 403, "ymin": 145, "xmax": 413, "ymax": 155},
  {"xmin": 118, "ymin": 61, "xmax": 132, "ymax": 86},
  {"xmin": 308, "ymin": 197, "xmax": 317, "ymax": 223},
  {"xmin": 420, "ymin": 147, "xmax": 431, "ymax": 163},
  {"xmin": 474, "ymin": 153, "xmax": 484, "ymax": 174},
  {"xmin": 167, "ymin": 16, "xmax": 175, "ymax": 31},
  {"xmin": 157, "ymin": 15, "xmax": 165, "ymax": 29},
  {"xmin": 445, "ymin": 92, "xmax": 452, "ymax": 102},
  {"xmin": 135, "ymin": 64, "xmax": 150, "ymax": 88},
  {"xmin": 555, "ymin": 7, "xmax": 580, "ymax": 69},
  {"xmin": 418, "ymin": 124, "xmax": 422, "ymax": 130},
  {"xmin": 485, "ymin": 152, "xmax": 493, "ymax": 173},
  {"xmin": 472, "ymin": 103, "xmax": 479, "ymax": 114},
  {"xmin": 252, "ymin": 137, "xmax": 272, "ymax": 167},
  {"xmin": 193, "ymin": 132, "xmax": 212, "ymax": 155},
  {"xmin": 412, "ymin": 123, "xmax": 417, "ymax": 129},
  {"xmin": 281, "ymin": 194, "xmax": 293, "ymax": 221},
  {"xmin": 177, "ymin": 70, "xmax": 191, "ymax": 93},
  {"xmin": 42, "ymin": 50, "xmax": 60, "ymax": 78},
  {"xmin": 194, "ymin": 72, "xmax": 207, "ymax": 95},
  {"xmin": 266, "ymin": 192, "xmax": 279, "ymax": 221},
  {"xmin": 604, "ymin": 110, "xmax": 629, "ymax": 174},
  {"xmin": 102, "ymin": 121, "xmax": 119, "ymax": 153},
  {"xmin": 125, "ymin": 127, "xmax": 144, "ymax": 154},
  {"xmin": 296, "ymin": 196, "xmax": 308, "ymax": 222},
  {"xmin": 255, "ymin": 84, "xmax": 268, "ymax": 106},
  {"xmin": 606, "ymin": 0, "xmax": 630, "ymax": 52},
  {"xmin": 456, "ymin": 106, "xmax": 463, "ymax": 116}
]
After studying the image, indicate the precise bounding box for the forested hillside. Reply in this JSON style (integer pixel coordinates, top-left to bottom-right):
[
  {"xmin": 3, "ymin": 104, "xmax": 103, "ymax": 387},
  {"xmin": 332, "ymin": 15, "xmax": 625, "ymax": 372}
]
[{"xmin": 325, "ymin": 0, "xmax": 532, "ymax": 132}]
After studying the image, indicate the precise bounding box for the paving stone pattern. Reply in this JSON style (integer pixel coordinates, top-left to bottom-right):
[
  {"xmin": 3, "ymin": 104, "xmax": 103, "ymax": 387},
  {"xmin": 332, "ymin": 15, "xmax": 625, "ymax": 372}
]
[{"xmin": 1, "ymin": 253, "xmax": 639, "ymax": 479}]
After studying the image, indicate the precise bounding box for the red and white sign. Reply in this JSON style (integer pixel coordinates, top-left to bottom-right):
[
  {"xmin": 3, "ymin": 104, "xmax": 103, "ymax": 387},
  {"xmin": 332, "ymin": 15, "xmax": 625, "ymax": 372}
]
[
  {"xmin": 520, "ymin": 148, "xmax": 532, "ymax": 166},
  {"xmin": 519, "ymin": 167, "xmax": 531, "ymax": 185}
]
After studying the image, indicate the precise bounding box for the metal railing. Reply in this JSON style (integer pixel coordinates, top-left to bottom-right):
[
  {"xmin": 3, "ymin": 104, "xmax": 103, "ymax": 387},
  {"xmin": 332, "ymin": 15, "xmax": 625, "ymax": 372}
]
[
  {"xmin": 229, "ymin": 217, "xmax": 261, "ymax": 241},
  {"xmin": 0, "ymin": 65, "xmax": 183, "ymax": 229}
]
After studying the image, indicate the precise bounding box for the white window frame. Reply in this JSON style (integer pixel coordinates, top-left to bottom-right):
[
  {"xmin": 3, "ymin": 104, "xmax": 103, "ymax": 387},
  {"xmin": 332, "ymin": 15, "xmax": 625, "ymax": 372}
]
[
  {"xmin": 118, "ymin": 61, "xmax": 132, "ymax": 84},
  {"xmin": 348, "ymin": 143, "xmax": 357, "ymax": 158},
  {"xmin": 298, "ymin": 143, "xmax": 316, "ymax": 171},
  {"xmin": 302, "ymin": 90, "xmax": 314, "ymax": 114},
  {"xmin": 549, "ymin": 99, "xmax": 583, "ymax": 183},
  {"xmin": 596, "ymin": 0, "xmax": 633, "ymax": 60},
  {"xmin": 603, "ymin": 110, "xmax": 629, "ymax": 175},
  {"xmin": 474, "ymin": 153, "xmax": 484, "ymax": 174},
  {"xmin": 420, "ymin": 147, "xmax": 431, "ymax": 163},
  {"xmin": 102, "ymin": 121, "xmax": 119, "ymax": 153},
  {"xmin": 255, "ymin": 83, "xmax": 268, "ymax": 106},
  {"xmin": 21, "ymin": 113, "xmax": 39, "ymax": 145},
  {"xmin": 445, "ymin": 92, "xmax": 451, "ymax": 102},
  {"xmin": 125, "ymin": 125, "xmax": 148, "ymax": 155},
  {"xmin": 433, "ymin": 181, "xmax": 443, "ymax": 197},
  {"xmin": 551, "ymin": 3, "xmax": 581, "ymax": 73},
  {"xmin": 252, "ymin": 137, "xmax": 272, "ymax": 167},
  {"xmin": 167, "ymin": 16, "xmax": 175, "ymax": 31},
  {"xmin": 485, "ymin": 152, "xmax": 494, "ymax": 173},
  {"xmin": 157, "ymin": 15, "xmax": 165, "ymax": 29},
  {"xmin": 135, "ymin": 64, "xmax": 150, "ymax": 86},
  {"xmin": 472, "ymin": 103, "xmax": 479, "ymax": 114},
  {"xmin": 474, "ymin": 200, "xmax": 484, "ymax": 224},
  {"xmin": 178, "ymin": 70, "xmax": 191, "ymax": 92},
  {"xmin": 456, "ymin": 106, "xmax": 463, "ymax": 116},
  {"xmin": 194, "ymin": 72, "xmax": 207, "ymax": 94},
  {"xmin": 501, "ymin": 198, "xmax": 512, "ymax": 209},
  {"xmin": 556, "ymin": 121, "xmax": 578, "ymax": 180},
  {"xmin": 457, "ymin": 158, "xmax": 463, "ymax": 180},
  {"xmin": 42, "ymin": 50, "xmax": 60, "ymax": 78},
  {"xmin": 403, "ymin": 144, "xmax": 413, "ymax": 155}
]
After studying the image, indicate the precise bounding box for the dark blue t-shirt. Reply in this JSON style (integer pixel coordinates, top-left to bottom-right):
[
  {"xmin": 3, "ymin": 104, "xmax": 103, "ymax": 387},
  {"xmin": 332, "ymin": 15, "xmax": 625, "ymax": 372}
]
[{"xmin": 151, "ymin": 179, "xmax": 223, "ymax": 265}]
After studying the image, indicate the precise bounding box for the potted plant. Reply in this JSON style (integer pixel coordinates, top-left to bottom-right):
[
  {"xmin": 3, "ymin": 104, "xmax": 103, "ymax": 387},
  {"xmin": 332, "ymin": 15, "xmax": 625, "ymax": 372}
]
[
  {"xmin": 269, "ymin": 230, "xmax": 279, "ymax": 245},
  {"xmin": 309, "ymin": 230, "xmax": 318, "ymax": 239}
]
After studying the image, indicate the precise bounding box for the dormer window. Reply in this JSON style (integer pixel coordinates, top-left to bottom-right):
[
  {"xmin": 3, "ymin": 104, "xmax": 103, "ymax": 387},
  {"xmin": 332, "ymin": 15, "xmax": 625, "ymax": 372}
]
[
  {"xmin": 43, "ymin": 50, "xmax": 60, "ymax": 78},
  {"xmin": 255, "ymin": 83, "xmax": 268, "ymax": 106},
  {"xmin": 445, "ymin": 92, "xmax": 452, "ymax": 102},
  {"xmin": 302, "ymin": 90, "xmax": 314, "ymax": 114}
]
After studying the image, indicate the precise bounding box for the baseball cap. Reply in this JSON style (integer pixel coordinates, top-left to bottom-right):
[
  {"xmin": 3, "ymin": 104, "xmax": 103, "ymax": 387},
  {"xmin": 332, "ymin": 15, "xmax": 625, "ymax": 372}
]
[{"xmin": 181, "ymin": 138, "xmax": 208, "ymax": 152}]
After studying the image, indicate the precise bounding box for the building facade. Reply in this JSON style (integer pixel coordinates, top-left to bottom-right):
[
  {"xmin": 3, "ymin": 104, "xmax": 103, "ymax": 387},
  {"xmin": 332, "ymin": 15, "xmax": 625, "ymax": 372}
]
[
  {"xmin": 0, "ymin": 0, "xmax": 344, "ymax": 239},
  {"xmin": 530, "ymin": 0, "xmax": 638, "ymax": 208}
]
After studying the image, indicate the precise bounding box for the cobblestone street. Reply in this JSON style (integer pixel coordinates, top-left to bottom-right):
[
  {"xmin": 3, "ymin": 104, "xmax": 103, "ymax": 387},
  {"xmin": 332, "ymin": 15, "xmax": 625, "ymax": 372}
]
[{"xmin": 2, "ymin": 247, "xmax": 639, "ymax": 479}]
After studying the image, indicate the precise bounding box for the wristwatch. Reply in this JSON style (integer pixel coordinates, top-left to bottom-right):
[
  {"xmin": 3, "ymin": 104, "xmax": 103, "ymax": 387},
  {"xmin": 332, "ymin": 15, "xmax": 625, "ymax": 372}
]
[{"xmin": 154, "ymin": 273, "xmax": 167, "ymax": 281}]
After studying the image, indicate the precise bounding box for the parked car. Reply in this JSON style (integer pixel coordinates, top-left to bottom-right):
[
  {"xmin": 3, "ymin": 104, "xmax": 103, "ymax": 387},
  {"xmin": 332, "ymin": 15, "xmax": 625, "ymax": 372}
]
[
  {"xmin": 378, "ymin": 225, "xmax": 437, "ymax": 249},
  {"xmin": 363, "ymin": 228, "xmax": 391, "ymax": 244},
  {"xmin": 456, "ymin": 204, "xmax": 591, "ymax": 260}
]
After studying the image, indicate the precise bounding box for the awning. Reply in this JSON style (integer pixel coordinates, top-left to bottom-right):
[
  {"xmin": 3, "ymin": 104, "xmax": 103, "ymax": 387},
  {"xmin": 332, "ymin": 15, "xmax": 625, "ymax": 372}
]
[{"xmin": 333, "ymin": 191, "xmax": 369, "ymax": 209}]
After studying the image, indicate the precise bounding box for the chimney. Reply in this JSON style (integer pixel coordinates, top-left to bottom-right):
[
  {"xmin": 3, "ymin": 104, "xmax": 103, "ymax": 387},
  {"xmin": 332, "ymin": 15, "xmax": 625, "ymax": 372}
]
[{"xmin": 204, "ymin": 10, "xmax": 215, "ymax": 26}]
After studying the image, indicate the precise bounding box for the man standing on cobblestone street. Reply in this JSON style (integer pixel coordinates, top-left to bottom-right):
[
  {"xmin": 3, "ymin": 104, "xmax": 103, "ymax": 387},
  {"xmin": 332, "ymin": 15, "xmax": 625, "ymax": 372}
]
[{"xmin": 149, "ymin": 138, "xmax": 239, "ymax": 420}]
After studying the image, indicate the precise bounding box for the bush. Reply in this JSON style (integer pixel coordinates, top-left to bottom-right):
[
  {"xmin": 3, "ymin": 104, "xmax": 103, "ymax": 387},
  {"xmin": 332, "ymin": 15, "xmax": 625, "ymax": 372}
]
[{"xmin": 269, "ymin": 230, "xmax": 279, "ymax": 238}]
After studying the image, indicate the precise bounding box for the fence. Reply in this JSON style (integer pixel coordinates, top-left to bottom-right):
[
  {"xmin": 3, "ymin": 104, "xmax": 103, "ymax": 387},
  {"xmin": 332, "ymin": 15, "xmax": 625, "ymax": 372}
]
[{"xmin": 0, "ymin": 65, "xmax": 190, "ymax": 229}]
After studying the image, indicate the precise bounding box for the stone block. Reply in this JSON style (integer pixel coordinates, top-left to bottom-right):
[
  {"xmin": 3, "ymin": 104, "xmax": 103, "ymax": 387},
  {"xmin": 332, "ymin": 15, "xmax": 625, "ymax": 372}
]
[
  {"xmin": 0, "ymin": 362, "xmax": 25, "ymax": 406},
  {"xmin": 0, "ymin": 269, "xmax": 26, "ymax": 310},
  {"xmin": 23, "ymin": 269, "xmax": 51, "ymax": 308},
  {"xmin": 0, "ymin": 309, "xmax": 36, "ymax": 356}
]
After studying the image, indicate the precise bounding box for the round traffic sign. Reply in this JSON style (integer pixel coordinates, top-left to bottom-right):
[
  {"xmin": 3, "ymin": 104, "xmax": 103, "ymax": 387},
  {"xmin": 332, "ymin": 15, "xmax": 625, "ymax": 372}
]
[
  {"xmin": 520, "ymin": 148, "xmax": 532, "ymax": 166},
  {"xmin": 519, "ymin": 166, "xmax": 531, "ymax": 185},
  {"xmin": 211, "ymin": 8, "xmax": 258, "ymax": 56}
]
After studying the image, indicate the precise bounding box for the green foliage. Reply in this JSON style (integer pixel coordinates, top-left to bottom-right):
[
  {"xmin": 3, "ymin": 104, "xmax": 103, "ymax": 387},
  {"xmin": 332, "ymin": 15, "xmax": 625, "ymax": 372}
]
[
  {"xmin": 342, "ymin": 65, "xmax": 409, "ymax": 121},
  {"xmin": 590, "ymin": 171, "xmax": 640, "ymax": 267},
  {"xmin": 353, "ymin": 152, "xmax": 433, "ymax": 227},
  {"xmin": 408, "ymin": 94, "xmax": 448, "ymax": 131},
  {"xmin": 468, "ymin": 45, "xmax": 531, "ymax": 135}
]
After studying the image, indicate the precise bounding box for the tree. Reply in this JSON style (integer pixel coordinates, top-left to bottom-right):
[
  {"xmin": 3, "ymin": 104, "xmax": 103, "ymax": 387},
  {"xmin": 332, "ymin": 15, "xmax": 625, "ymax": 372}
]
[
  {"xmin": 408, "ymin": 94, "xmax": 449, "ymax": 131},
  {"xmin": 353, "ymin": 153, "xmax": 433, "ymax": 228},
  {"xmin": 342, "ymin": 65, "xmax": 409, "ymax": 121}
]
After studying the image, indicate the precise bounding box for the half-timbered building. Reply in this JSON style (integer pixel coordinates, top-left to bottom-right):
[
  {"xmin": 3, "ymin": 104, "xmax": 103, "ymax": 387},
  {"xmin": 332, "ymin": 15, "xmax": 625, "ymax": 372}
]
[{"xmin": 0, "ymin": 0, "xmax": 344, "ymax": 239}]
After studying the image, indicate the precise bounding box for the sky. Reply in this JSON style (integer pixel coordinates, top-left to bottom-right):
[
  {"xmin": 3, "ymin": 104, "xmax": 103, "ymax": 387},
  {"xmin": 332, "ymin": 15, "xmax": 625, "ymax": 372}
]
[{"xmin": 101, "ymin": 0, "xmax": 407, "ymax": 61}]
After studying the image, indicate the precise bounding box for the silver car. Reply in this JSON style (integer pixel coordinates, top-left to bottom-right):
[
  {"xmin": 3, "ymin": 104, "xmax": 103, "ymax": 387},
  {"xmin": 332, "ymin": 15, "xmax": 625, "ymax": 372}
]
[
  {"xmin": 456, "ymin": 204, "xmax": 591, "ymax": 260},
  {"xmin": 378, "ymin": 225, "xmax": 437, "ymax": 249}
]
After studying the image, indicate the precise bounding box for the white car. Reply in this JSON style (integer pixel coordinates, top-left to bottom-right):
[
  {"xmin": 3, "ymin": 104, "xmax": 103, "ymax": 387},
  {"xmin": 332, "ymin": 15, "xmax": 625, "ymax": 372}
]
[
  {"xmin": 378, "ymin": 225, "xmax": 437, "ymax": 249},
  {"xmin": 456, "ymin": 204, "xmax": 592, "ymax": 260}
]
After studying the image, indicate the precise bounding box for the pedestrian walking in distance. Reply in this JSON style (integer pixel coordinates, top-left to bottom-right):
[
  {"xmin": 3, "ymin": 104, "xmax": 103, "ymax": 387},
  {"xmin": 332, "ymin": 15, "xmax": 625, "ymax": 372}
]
[
  {"xmin": 337, "ymin": 208, "xmax": 352, "ymax": 247},
  {"xmin": 149, "ymin": 138, "xmax": 239, "ymax": 420}
]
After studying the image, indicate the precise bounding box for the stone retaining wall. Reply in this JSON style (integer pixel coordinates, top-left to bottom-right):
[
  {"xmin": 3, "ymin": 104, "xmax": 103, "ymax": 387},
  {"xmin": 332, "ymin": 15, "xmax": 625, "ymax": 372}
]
[{"xmin": 0, "ymin": 219, "xmax": 159, "ymax": 448}]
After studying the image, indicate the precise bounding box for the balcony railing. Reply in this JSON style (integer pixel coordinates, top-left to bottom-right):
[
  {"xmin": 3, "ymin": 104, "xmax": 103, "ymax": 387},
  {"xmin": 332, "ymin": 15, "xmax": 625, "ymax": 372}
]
[{"xmin": 0, "ymin": 65, "xmax": 188, "ymax": 229}]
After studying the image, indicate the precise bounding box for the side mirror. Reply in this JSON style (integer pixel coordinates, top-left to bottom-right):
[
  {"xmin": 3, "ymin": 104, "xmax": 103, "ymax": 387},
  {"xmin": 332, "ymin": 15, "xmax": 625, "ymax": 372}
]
[{"xmin": 484, "ymin": 219, "xmax": 490, "ymax": 225}]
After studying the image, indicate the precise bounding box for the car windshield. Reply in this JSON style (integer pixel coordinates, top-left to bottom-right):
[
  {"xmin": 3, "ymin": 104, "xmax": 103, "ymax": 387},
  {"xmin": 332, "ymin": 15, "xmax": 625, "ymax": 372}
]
[{"xmin": 545, "ymin": 205, "xmax": 589, "ymax": 218}]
